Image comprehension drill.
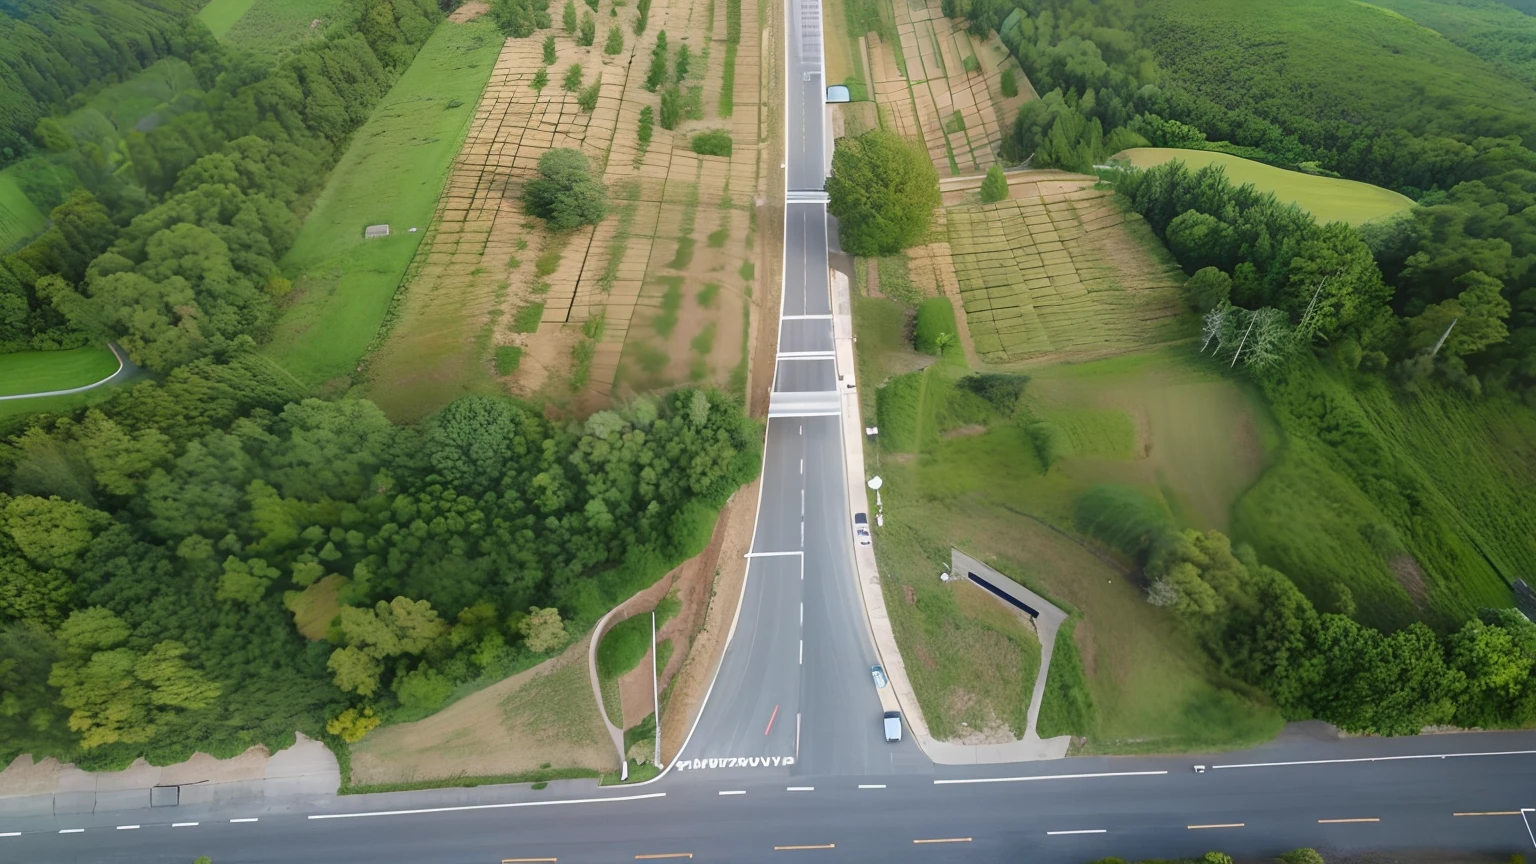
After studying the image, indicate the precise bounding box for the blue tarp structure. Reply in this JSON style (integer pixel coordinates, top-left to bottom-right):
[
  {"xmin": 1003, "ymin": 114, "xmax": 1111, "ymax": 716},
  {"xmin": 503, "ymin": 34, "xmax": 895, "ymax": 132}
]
[{"xmin": 967, "ymin": 571, "xmax": 1040, "ymax": 618}]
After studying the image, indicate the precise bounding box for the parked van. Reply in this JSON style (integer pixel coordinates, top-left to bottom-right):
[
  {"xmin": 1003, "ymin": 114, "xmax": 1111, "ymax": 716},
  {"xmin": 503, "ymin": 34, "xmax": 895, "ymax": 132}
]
[{"xmin": 882, "ymin": 710, "xmax": 902, "ymax": 742}]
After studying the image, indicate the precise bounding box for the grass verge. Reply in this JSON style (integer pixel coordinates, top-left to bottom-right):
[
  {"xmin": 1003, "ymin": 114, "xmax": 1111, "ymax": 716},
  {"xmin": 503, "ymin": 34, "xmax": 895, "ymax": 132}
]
[{"xmin": 0, "ymin": 346, "xmax": 119, "ymax": 397}]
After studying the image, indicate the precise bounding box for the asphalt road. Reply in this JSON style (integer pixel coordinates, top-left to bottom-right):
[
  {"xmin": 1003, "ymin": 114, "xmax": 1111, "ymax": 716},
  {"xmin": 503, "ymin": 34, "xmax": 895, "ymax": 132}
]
[
  {"xmin": 8, "ymin": 733, "xmax": 1536, "ymax": 862},
  {"xmin": 6, "ymin": 1, "xmax": 1535, "ymax": 861}
]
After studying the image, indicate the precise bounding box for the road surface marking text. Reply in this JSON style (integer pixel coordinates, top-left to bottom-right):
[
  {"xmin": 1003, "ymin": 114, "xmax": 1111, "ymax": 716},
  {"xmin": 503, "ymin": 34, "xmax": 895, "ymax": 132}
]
[
  {"xmin": 774, "ymin": 844, "xmax": 835, "ymax": 851},
  {"xmin": 1047, "ymin": 829, "xmax": 1107, "ymax": 835},
  {"xmin": 1188, "ymin": 824, "xmax": 1245, "ymax": 830},
  {"xmin": 936, "ymin": 770, "xmax": 1166, "ymax": 785},
  {"xmin": 1318, "ymin": 818, "xmax": 1379, "ymax": 824},
  {"xmin": 913, "ymin": 838, "xmax": 971, "ymax": 844},
  {"xmin": 676, "ymin": 756, "xmax": 796, "ymax": 770},
  {"xmin": 310, "ymin": 792, "xmax": 666, "ymax": 819},
  {"xmin": 719, "ymin": 790, "xmax": 746, "ymax": 796}
]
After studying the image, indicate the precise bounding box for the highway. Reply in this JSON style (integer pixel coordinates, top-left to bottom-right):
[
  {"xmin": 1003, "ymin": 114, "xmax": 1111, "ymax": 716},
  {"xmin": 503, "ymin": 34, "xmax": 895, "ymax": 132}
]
[{"xmin": 4, "ymin": 0, "xmax": 1535, "ymax": 861}]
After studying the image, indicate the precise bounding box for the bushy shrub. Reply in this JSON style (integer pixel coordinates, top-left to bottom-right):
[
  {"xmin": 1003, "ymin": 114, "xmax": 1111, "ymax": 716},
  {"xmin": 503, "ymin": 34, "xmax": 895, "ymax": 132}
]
[
  {"xmin": 690, "ymin": 130, "xmax": 732, "ymax": 156},
  {"xmin": 563, "ymin": 63, "xmax": 583, "ymax": 92},
  {"xmin": 659, "ymin": 87, "xmax": 682, "ymax": 129},
  {"xmin": 578, "ymin": 12, "xmax": 596, "ymax": 45},
  {"xmin": 1000, "ymin": 67, "xmax": 1018, "ymax": 97},
  {"xmin": 675, "ymin": 44, "xmax": 692, "ymax": 83},
  {"xmin": 522, "ymin": 148, "xmax": 608, "ymax": 231},
  {"xmin": 979, "ymin": 164, "xmax": 1008, "ymax": 203},
  {"xmin": 578, "ymin": 76, "xmax": 602, "ymax": 112},
  {"xmin": 604, "ymin": 25, "xmax": 624, "ymax": 54},
  {"xmin": 955, "ymin": 373, "xmax": 1028, "ymax": 412},
  {"xmin": 638, "ymin": 105, "xmax": 654, "ymax": 147},
  {"xmin": 913, "ymin": 297, "xmax": 957, "ymax": 355},
  {"xmin": 644, "ymin": 31, "xmax": 668, "ymax": 91}
]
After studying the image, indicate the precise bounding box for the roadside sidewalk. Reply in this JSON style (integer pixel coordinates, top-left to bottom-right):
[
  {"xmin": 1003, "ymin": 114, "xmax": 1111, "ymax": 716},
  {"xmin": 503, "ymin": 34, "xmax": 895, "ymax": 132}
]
[{"xmin": 830, "ymin": 269, "xmax": 1070, "ymax": 764}]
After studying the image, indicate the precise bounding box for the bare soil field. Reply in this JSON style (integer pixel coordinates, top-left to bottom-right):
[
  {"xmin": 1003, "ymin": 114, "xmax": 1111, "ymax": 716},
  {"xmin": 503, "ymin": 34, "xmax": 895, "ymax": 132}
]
[
  {"xmin": 350, "ymin": 634, "xmax": 614, "ymax": 785},
  {"xmin": 363, "ymin": 0, "xmax": 772, "ymax": 420},
  {"xmin": 931, "ymin": 170, "xmax": 1186, "ymax": 364},
  {"xmin": 861, "ymin": 0, "xmax": 1033, "ymax": 176}
]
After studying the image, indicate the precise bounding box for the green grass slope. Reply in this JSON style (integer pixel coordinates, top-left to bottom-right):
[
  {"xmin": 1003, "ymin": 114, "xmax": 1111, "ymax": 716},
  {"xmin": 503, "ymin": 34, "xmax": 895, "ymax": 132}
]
[
  {"xmin": 0, "ymin": 346, "xmax": 119, "ymax": 397},
  {"xmin": 197, "ymin": 0, "xmax": 261, "ymax": 37},
  {"xmin": 264, "ymin": 18, "xmax": 503, "ymax": 389},
  {"xmin": 1364, "ymin": 0, "xmax": 1536, "ymax": 90},
  {"xmin": 1114, "ymin": 148, "xmax": 1415, "ymax": 226},
  {"xmin": 0, "ymin": 173, "xmax": 47, "ymax": 252},
  {"xmin": 1145, "ymin": 0, "xmax": 1536, "ymax": 140},
  {"xmin": 224, "ymin": 0, "xmax": 347, "ymax": 54}
]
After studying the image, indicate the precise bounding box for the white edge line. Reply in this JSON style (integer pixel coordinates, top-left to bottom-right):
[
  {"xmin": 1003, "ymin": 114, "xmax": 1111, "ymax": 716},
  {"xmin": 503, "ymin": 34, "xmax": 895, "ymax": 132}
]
[
  {"xmin": 744, "ymin": 550, "xmax": 803, "ymax": 558},
  {"xmin": 309, "ymin": 792, "xmax": 668, "ymax": 820},
  {"xmin": 172, "ymin": 822, "xmax": 199, "ymax": 827},
  {"xmin": 1047, "ymin": 829, "xmax": 1107, "ymax": 836},
  {"xmin": 1213, "ymin": 749, "xmax": 1536, "ymax": 770},
  {"xmin": 230, "ymin": 818, "xmax": 258, "ymax": 823},
  {"xmin": 935, "ymin": 770, "xmax": 1167, "ymax": 785},
  {"xmin": 718, "ymin": 790, "xmax": 746, "ymax": 796},
  {"xmin": 1521, "ymin": 808, "xmax": 1536, "ymax": 850}
]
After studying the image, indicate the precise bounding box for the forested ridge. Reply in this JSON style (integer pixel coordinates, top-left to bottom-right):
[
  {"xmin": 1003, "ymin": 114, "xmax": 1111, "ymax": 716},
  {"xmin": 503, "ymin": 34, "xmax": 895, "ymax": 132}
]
[{"xmin": 1, "ymin": 0, "xmax": 442, "ymax": 361}]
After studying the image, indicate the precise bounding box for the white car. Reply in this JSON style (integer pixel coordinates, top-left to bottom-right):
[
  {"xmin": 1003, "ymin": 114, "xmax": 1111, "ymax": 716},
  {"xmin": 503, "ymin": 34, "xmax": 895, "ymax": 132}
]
[{"xmin": 853, "ymin": 512, "xmax": 871, "ymax": 546}]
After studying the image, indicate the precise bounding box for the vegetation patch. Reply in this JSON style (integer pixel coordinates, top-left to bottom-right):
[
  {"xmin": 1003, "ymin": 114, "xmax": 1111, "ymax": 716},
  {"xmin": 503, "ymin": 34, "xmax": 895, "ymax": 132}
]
[
  {"xmin": 514, "ymin": 303, "xmax": 546, "ymax": 333},
  {"xmin": 690, "ymin": 130, "xmax": 733, "ymax": 157},
  {"xmin": 494, "ymin": 345, "xmax": 524, "ymax": 375},
  {"xmin": 1112, "ymin": 148, "xmax": 1414, "ymax": 226},
  {"xmin": 222, "ymin": 0, "xmax": 345, "ymax": 54},
  {"xmin": 283, "ymin": 574, "xmax": 347, "ymax": 641},
  {"xmin": 651, "ymin": 278, "xmax": 684, "ymax": 337},
  {"xmin": 264, "ymin": 19, "xmax": 503, "ymax": 388},
  {"xmin": 0, "ymin": 346, "xmax": 119, "ymax": 397}
]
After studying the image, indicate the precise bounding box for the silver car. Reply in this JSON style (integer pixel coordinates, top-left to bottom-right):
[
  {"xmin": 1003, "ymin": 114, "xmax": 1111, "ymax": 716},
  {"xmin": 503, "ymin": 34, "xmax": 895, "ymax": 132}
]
[{"xmin": 853, "ymin": 512, "xmax": 871, "ymax": 546}]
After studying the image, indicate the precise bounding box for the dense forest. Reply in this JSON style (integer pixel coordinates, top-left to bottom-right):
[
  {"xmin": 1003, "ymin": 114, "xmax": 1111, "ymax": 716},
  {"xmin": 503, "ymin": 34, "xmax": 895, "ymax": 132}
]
[
  {"xmin": 1, "ymin": 0, "xmax": 441, "ymax": 357},
  {"xmin": 0, "ymin": 0, "xmax": 762, "ymax": 772}
]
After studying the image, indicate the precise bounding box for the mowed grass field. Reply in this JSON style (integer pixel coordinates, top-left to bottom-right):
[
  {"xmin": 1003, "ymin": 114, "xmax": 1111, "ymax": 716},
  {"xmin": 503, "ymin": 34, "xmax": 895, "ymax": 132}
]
[
  {"xmin": 196, "ymin": 0, "xmax": 261, "ymax": 38},
  {"xmin": 1113, "ymin": 148, "xmax": 1416, "ymax": 226},
  {"xmin": 858, "ymin": 292, "xmax": 1285, "ymax": 752},
  {"xmin": 0, "ymin": 346, "xmax": 119, "ymax": 397},
  {"xmin": 264, "ymin": 17, "xmax": 503, "ymax": 390}
]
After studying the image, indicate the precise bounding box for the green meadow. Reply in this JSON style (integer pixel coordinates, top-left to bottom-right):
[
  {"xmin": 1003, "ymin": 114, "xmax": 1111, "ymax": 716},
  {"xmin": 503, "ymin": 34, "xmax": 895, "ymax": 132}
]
[
  {"xmin": 196, "ymin": 0, "xmax": 261, "ymax": 37},
  {"xmin": 857, "ymin": 292, "xmax": 1285, "ymax": 752},
  {"xmin": 223, "ymin": 0, "xmax": 347, "ymax": 54},
  {"xmin": 0, "ymin": 346, "xmax": 119, "ymax": 398},
  {"xmin": 0, "ymin": 172, "xmax": 46, "ymax": 252},
  {"xmin": 1113, "ymin": 148, "xmax": 1415, "ymax": 226},
  {"xmin": 263, "ymin": 17, "xmax": 503, "ymax": 389}
]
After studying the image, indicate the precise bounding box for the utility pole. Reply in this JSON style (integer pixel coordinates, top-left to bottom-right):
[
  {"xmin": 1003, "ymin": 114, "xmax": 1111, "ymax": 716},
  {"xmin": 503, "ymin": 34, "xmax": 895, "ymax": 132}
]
[
  {"xmin": 1430, "ymin": 317, "xmax": 1458, "ymax": 359},
  {"xmin": 1230, "ymin": 312, "xmax": 1257, "ymax": 369},
  {"xmin": 651, "ymin": 611, "xmax": 660, "ymax": 767}
]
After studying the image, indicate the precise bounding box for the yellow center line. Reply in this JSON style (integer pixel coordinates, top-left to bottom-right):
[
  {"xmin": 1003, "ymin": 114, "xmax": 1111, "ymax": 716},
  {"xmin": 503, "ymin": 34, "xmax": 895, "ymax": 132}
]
[
  {"xmin": 1318, "ymin": 818, "xmax": 1380, "ymax": 824},
  {"xmin": 1187, "ymin": 823, "xmax": 1245, "ymax": 830},
  {"xmin": 774, "ymin": 844, "xmax": 836, "ymax": 851},
  {"xmin": 1454, "ymin": 811, "xmax": 1521, "ymax": 817},
  {"xmin": 913, "ymin": 837, "xmax": 973, "ymax": 844},
  {"xmin": 636, "ymin": 855, "xmax": 694, "ymax": 860}
]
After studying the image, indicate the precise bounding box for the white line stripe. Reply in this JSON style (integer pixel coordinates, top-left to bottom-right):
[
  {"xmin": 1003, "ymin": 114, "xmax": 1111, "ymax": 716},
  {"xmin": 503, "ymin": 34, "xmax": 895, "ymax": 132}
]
[
  {"xmin": 858, "ymin": 784, "xmax": 885, "ymax": 789},
  {"xmin": 781, "ymin": 315, "xmax": 833, "ymax": 320},
  {"xmin": 777, "ymin": 351, "xmax": 837, "ymax": 359},
  {"xmin": 935, "ymin": 770, "xmax": 1167, "ymax": 785},
  {"xmin": 1214, "ymin": 749, "xmax": 1536, "ymax": 770},
  {"xmin": 59, "ymin": 829, "xmax": 84, "ymax": 834},
  {"xmin": 116, "ymin": 825, "xmax": 140, "ymax": 830},
  {"xmin": 744, "ymin": 551, "xmax": 803, "ymax": 558},
  {"xmin": 230, "ymin": 818, "xmax": 258, "ymax": 823},
  {"xmin": 799, "ymin": 639, "xmax": 803, "ymax": 664},
  {"xmin": 310, "ymin": 792, "xmax": 667, "ymax": 820},
  {"xmin": 172, "ymin": 822, "xmax": 199, "ymax": 828},
  {"xmin": 1047, "ymin": 829, "xmax": 1107, "ymax": 835},
  {"xmin": 787, "ymin": 786, "xmax": 815, "ymax": 792},
  {"xmin": 1, "ymin": 832, "xmax": 21, "ymax": 837},
  {"xmin": 719, "ymin": 790, "xmax": 746, "ymax": 796}
]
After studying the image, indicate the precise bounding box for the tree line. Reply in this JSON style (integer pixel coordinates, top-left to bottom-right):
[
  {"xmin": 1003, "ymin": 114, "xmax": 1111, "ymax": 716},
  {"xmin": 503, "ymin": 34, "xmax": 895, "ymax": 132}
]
[
  {"xmin": 0, "ymin": 360, "xmax": 759, "ymax": 768},
  {"xmin": 1078, "ymin": 486, "xmax": 1536, "ymax": 736},
  {"xmin": 1, "ymin": 0, "xmax": 443, "ymax": 363},
  {"xmin": 0, "ymin": 0, "xmax": 206, "ymax": 167},
  {"xmin": 944, "ymin": 0, "xmax": 1536, "ymax": 406}
]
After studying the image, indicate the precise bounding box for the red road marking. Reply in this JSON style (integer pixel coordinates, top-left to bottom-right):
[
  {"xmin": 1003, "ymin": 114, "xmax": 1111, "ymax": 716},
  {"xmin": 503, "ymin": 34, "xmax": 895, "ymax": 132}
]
[{"xmin": 765, "ymin": 705, "xmax": 780, "ymax": 736}]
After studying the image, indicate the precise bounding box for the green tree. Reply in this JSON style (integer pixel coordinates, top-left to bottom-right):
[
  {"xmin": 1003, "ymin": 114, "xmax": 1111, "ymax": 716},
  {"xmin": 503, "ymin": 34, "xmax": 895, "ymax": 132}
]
[
  {"xmin": 675, "ymin": 44, "xmax": 692, "ymax": 83},
  {"xmin": 520, "ymin": 606, "xmax": 568, "ymax": 652},
  {"xmin": 604, "ymin": 26, "xmax": 624, "ymax": 55},
  {"xmin": 979, "ymin": 164, "xmax": 1009, "ymax": 203},
  {"xmin": 531, "ymin": 67, "xmax": 549, "ymax": 91},
  {"xmin": 326, "ymin": 706, "xmax": 379, "ymax": 743},
  {"xmin": 1407, "ymin": 270, "xmax": 1511, "ymax": 359},
  {"xmin": 578, "ymin": 77, "xmax": 602, "ymax": 112},
  {"xmin": 826, "ymin": 129, "xmax": 941, "ymax": 256},
  {"xmin": 659, "ymin": 87, "xmax": 683, "ymax": 129},
  {"xmin": 563, "ymin": 64, "xmax": 584, "ymax": 92},
  {"xmin": 1165, "ymin": 210, "xmax": 1234, "ymax": 273},
  {"xmin": 578, "ymin": 12, "xmax": 596, "ymax": 45},
  {"xmin": 522, "ymin": 148, "xmax": 609, "ymax": 231},
  {"xmin": 645, "ymin": 31, "xmax": 669, "ymax": 91},
  {"xmin": 1185, "ymin": 266, "xmax": 1232, "ymax": 313},
  {"xmin": 543, "ymin": 35, "xmax": 557, "ymax": 64},
  {"xmin": 3, "ymin": 495, "xmax": 108, "ymax": 571},
  {"xmin": 563, "ymin": 0, "xmax": 578, "ymax": 31}
]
